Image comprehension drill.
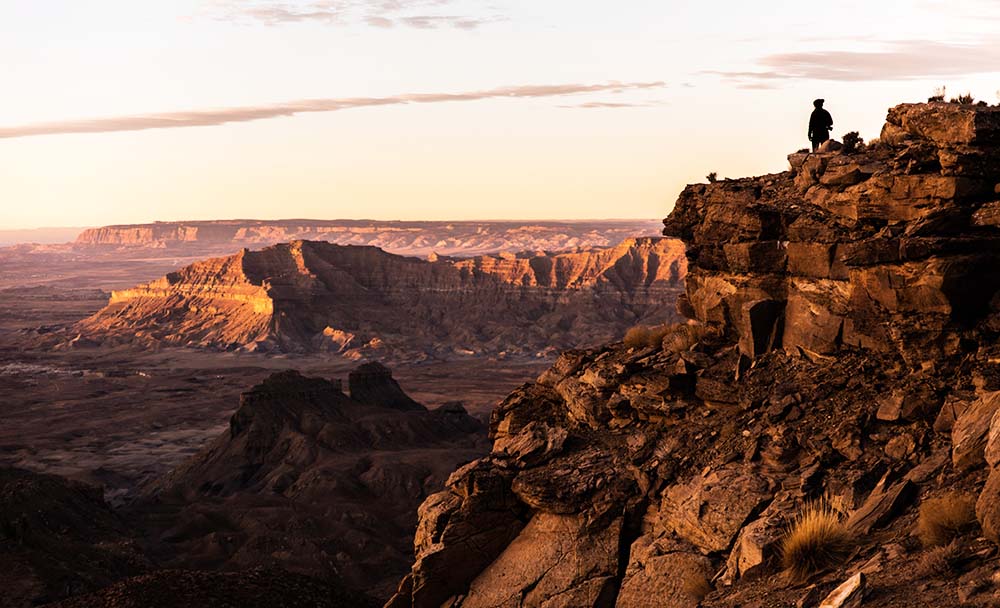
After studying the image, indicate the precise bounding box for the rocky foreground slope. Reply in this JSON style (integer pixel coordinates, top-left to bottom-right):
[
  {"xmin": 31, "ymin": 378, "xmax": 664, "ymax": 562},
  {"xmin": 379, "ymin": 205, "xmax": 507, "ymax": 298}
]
[
  {"xmin": 74, "ymin": 238, "xmax": 685, "ymax": 358},
  {"xmin": 386, "ymin": 102, "xmax": 1000, "ymax": 608},
  {"xmin": 74, "ymin": 219, "xmax": 663, "ymax": 258}
]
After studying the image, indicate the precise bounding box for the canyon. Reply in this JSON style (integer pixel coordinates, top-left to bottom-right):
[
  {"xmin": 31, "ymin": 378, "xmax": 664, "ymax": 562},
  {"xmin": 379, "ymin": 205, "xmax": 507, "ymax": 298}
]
[{"xmin": 6, "ymin": 100, "xmax": 1000, "ymax": 608}]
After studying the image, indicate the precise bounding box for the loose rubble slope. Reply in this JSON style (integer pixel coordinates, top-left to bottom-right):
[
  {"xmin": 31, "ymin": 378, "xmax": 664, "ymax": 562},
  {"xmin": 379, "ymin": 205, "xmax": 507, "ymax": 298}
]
[{"xmin": 387, "ymin": 101, "xmax": 1000, "ymax": 608}]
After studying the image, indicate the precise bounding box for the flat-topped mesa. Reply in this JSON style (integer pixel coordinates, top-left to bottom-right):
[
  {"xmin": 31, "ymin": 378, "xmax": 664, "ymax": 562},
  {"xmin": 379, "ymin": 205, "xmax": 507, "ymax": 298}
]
[
  {"xmin": 76, "ymin": 238, "xmax": 686, "ymax": 356},
  {"xmin": 664, "ymin": 102, "xmax": 1000, "ymax": 367},
  {"xmin": 73, "ymin": 219, "xmax": 665, "ymax": 257}
]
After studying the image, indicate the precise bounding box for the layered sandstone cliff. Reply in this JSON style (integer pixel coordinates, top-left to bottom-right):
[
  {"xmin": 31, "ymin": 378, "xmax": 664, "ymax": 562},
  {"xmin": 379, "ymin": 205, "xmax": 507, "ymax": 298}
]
[
  {"xmin": 387, "ymin": 102, "xmax": 1000, "ymax": 608},
  {"xmin": 74, "ymin": 219, "xmax": 663, "ymax": 258},
  {"xmin": 666, "ymin": 102, "xmax": 1000, "ymax": 367},
  {"xmin": 75, "ymin": 238, "xmax": 686, "ymax": 358}
]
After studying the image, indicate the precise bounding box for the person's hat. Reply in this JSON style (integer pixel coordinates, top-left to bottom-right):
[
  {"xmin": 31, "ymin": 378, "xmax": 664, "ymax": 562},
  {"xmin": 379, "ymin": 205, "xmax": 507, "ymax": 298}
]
[{"xmin": 814, "ymin": 98, "xmax": 825, "ymax": 106}]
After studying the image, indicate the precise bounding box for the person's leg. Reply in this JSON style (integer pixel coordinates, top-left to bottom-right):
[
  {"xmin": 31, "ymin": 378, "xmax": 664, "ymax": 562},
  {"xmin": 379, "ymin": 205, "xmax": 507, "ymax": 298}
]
[{"xmin": 811, "ymin": 139, "xmax": 819, "ymax": 152}]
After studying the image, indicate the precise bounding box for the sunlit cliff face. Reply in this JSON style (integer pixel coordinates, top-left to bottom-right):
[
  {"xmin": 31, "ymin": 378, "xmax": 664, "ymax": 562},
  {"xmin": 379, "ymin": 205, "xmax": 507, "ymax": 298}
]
[{"xmin": 80, "ymin": 238, "xmax": 687, "ymax": 355}]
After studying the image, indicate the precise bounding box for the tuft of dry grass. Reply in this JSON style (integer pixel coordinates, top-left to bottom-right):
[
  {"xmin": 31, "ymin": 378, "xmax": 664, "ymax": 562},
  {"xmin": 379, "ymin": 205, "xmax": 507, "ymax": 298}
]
[
  {"xmin": 917, "ymin": 493, "xmax": 977, "ymax": 547},
  {"xmin": 681, "ymin": 571, "xmax": 712, "ymax": 601},
  {"xmin": 781, "ymin": 503, "xmax": 854, "ymax": 581},
  {"xmin": 623, "ymin": 324, "xmax": 672, "ymax": 350},
  {"xmin": 915, "ymin": 540, "xmax": 962, "ymax": 578}
]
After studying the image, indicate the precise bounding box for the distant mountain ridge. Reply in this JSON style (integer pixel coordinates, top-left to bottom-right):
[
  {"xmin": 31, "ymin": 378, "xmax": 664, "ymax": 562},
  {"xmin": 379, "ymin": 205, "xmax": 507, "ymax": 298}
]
[
  {"xmin": 73, "ymin": 219, "xmax": 663, "ymax": 257},
  {"xmin": 74, "ymin": 237, "xmax": 686, "ymax": 358}
]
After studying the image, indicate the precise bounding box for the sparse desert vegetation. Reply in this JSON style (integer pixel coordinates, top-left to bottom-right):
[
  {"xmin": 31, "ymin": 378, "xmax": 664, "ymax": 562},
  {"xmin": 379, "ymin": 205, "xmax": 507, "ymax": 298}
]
[
  {"xmin": 781, "ymin": 504, "xmax": 855, "ymax": 581},
  {"xmin": 916, "ymin": 540, "xmax": 963, "ymax": 578},
  {"xmin": 917, "ymin": 493, "xmax": 977, "ymax": 547},
  {"xmin": 623, "ymin": 323, "xmax": 672, "ymax": 349},
  {"xmin": 842, "ymin": 131, "xmax": 864, "ymax": 154}
]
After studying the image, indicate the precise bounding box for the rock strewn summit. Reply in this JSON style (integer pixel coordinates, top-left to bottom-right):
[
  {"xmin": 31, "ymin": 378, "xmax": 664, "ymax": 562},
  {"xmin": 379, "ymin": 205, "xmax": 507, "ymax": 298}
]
[
  {"xmin": 664, "ymin": 102, "xmax": 1000, "ymax": 366},
  {"xmin": 75, "ymin": 238, "xmax": 686, "ymax": 358},
  {"xmin": 387, "ymin": 102, "xmax": 1000, "ymax": 608}
]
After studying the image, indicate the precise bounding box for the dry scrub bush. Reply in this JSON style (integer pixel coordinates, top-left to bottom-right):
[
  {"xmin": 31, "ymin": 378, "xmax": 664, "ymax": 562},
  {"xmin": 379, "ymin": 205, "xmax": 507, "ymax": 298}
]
[
  {"xmin": 781, "ymin": 504, "xmax": 854, "ymax": 581},
  {"xmin": 681, "ymin": 571, "xmax": 712, "ymax": 601},
  {"xmin": 916, "ymin": 540, "xmax": 962, "ymax": 578},
  {"xmin": 917, "ymin": 493, "xmax": 976, "ymax": 547},
  {"xmin": 623, "ymin": 324, "xmax": 671, "ymax": 350},
  {"xmin": 842, "ymin": 131, "xmax": 864, "ymax": 154}
]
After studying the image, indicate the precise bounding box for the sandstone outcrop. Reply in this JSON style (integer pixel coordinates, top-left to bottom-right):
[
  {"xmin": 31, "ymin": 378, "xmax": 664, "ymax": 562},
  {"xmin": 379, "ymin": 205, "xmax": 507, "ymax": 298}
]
[
  {"xmin": 137, "ymin": 365, "xmax": 488, "ymax": 601},
  {"xmin": 665, "ymin": 102, "xmax": 1000, "ymax": 366},
  {"xmin": 388, "ymin": 102, "xmax": 1000, "ymax": 607},
  {"xmin": 74, "ymin": 219, "xmax": 663, "ymax": 258},
  {"xmin": 74, "ymin": 238, "xmax": 686, "ymax": 358}
]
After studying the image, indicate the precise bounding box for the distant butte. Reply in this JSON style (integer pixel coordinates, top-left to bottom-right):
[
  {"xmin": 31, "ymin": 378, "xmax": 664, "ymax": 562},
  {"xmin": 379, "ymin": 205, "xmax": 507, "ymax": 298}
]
[{"xmin": 73, "ymin": 219, "xmax": 664, "ymax": 258}]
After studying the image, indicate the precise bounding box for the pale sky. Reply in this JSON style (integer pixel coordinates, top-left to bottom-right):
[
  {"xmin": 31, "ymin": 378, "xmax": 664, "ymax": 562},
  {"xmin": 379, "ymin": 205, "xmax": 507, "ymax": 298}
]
[{"xmin": 3, "ymin": 0, "xmax": 1000, "ymax": 229}]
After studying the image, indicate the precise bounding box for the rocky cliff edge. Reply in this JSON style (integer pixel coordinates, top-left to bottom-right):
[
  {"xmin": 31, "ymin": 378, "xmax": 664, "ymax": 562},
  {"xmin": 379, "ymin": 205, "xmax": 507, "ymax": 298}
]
[{"xmin": 386, "ymin": 102, "xmax": 1000, "ymax": 608}]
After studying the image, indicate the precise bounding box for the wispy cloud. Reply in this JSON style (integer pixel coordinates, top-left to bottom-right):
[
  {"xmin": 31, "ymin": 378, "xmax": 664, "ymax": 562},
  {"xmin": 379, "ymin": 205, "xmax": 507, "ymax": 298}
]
[
  {"xmin": 199, "ymin": 0, "xmax": 502, "ymax": 29},
  {"xmin": 556, "ymin": 101, "xmax": 667, "ymax": 109},
  {"xmin": 710, "ymin": 40, "xmax": 1000, "ymax": 85},
  {"xmin": 0, "ymin": 81, "xmax": 666, "ymax": 140}
]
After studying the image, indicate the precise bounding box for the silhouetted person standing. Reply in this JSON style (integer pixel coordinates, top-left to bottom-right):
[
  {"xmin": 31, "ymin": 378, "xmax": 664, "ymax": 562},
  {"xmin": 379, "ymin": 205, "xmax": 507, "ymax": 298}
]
[{"xmin": 808, "ymin": 99, "xmax": 833, "ymax": 152}]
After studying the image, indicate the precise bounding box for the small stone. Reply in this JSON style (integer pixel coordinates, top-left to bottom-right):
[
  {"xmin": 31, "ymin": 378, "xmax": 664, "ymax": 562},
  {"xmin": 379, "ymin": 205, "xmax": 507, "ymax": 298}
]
[
  {"xmin": 818, "ymin": 572, "xmax": 865, "ymax": 608},
  {"xmin": 796, "ymin": 585, "xmax": 820, "ymax": 608},
  {"xmin": 884, "ymin": 433, "xmax": 916, "ymax": 460}
]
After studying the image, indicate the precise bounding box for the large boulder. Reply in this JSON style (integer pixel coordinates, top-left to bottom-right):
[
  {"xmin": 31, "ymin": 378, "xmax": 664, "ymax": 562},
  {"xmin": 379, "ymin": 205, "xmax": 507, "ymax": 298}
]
[
  {"xmin": 976, "ymin": 467, "xmax": 1000, "ymax": 544},
  {"xmin": 657, "ymin": 465, "xmax": 773, "ymax": 555},
  {"xmin": 952, "ymin": 391, "xmax": 1000, "ymax": 471},
  {"xmin": 460, "ymin": 513, "xmax": 621, "ymax": 608},
  {"xmin": 389, "ymin": 460, "xmax": 527, "ymax": 608},
  {"xmin": 616, "ymin": 536, "xmax": 713, "ymax": 608}
]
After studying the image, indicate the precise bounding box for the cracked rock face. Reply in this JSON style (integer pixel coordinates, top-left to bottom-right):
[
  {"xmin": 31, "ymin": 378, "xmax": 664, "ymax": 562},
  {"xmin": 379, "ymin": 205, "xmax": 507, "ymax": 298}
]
[
  {"xmin": 388, "ymin": 102, "xmax": 1000, "ymax": 608},
  {"xmin": 666, "ymin": 103, "xmax": 1000, "ymax": 367}
]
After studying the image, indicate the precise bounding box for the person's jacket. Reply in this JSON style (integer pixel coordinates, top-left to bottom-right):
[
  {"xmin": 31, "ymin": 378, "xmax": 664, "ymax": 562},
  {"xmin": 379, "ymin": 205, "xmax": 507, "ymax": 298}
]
[{"xmin": 809, "ymin": 108, "xmax": 833, "ymax": 140}]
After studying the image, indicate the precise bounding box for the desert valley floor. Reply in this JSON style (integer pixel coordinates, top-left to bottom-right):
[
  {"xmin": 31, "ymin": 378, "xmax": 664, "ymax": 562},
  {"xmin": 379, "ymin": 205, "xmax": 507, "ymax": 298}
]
[{"xmin": 0, "ymin": 243, "xmax": 558, "ymax": 501}]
